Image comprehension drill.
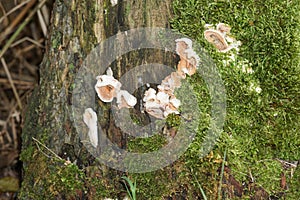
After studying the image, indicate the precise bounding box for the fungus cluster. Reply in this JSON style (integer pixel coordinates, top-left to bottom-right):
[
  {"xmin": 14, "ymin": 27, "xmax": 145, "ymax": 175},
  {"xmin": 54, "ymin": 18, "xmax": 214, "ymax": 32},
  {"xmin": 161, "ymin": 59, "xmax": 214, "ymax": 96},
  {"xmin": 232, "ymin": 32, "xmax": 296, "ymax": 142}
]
[
  {"xmin": 83, "ymin": 37, "xmax": 201, "ymax": 147},
  {"xmin": 204, "ymin": 23, "xmax": 241, "ymax": 52},
  {"xmin": 143, "ymin": 38, "xmax": 200, "ymax": 119}
]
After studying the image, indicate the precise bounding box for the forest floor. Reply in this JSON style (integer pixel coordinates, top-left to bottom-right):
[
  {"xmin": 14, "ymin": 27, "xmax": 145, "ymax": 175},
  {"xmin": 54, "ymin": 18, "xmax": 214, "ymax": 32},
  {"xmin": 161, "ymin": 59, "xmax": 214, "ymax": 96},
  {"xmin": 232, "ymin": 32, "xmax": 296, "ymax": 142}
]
[{"xmin": 0, "ymin": 0, "xmax": 53, "ymax": 199}]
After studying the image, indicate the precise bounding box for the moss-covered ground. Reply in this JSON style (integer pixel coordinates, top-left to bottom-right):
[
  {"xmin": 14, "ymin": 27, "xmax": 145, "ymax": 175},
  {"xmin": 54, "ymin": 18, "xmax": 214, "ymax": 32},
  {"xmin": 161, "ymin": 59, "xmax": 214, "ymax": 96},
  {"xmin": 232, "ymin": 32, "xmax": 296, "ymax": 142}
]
[{"xmin": 125, "ymin": 0, "xmax": 300, "ymax": 199}]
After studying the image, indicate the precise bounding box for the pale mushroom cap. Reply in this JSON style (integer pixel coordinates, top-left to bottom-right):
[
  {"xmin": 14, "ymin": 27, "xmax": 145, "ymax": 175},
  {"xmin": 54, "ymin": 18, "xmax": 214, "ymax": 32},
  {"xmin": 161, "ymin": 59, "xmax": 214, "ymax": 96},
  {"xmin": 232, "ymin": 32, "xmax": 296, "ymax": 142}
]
[
  {"xmin": 146, "ymin": 106, "xmax": 165, "ymax": 119},
  {"xmin": 95, "ymin": 75, "xmax": 122, "ymax": 102},
  {"xmin": 164, "ymin": 107, "xmax": 180, "ymax": 118},
  {"xmin": 170, "ymin": 97, "xmax": 181, "ymax": 108},
  {"xmin": 156, "ymin": 91, "xmax": 170, "ymax": 105},
  {"xmin": 175, "ymin": 41, "xmax": 189, "ymax": 56},
  {"xmin": 177, "ymin": 54, "xmax": 198, "ymax": 76},
  {"xmin": 144, "ymin": 90, "xmax": 171, "ymax": 119},
  {"xmin": 143, "ymin": 88, "xmax": 157, "ymax": 102},
  {"xmin": 158, "ymin": 72, "xmax": 183, "ymax": 95},
  {"xmin": 144, "ymin": 100, "xmax": 161, "ymax": 109},
  {"xmin": 175, "ymin": 38, "xmax": 193, "ymax": 50},
  {"xmin": 157, "ymin": 84, "xmax": 170, "ymax": 92},
  {"xmin": 144, "ymin": 100, "xmax": 165, "ymax": 119},
  {"xmin": 185, "ymin": 49, "xmax": 200, "ymax": 66},
  {"xmin": 117, "ymin": 90, "xmax": 137, "ymax": 108},
  {"xmin": 95, "ymin": 75, "xmax": 121, "ymax": 88},
  {"xmin": 204, "ymin": 30, "xmax": 229, "ymax": 51},
  {"xmin": 83, "ymin": 108, "xmax": 98, "ymax": 148},
  {"xmin": 164, "ymin": 102, "xmax": 180, "ymax": 117},
  {"xmin": 175, "ymin": 37, "xmax": 200, "ymax": 76},
  {"xmin": 167, "ymin": 72, "xmax": 183, "ymax": 88},
  {"xmin": 106, "ymin": 67, "xmax": 113, "ymax": 77},
  {"xmin": 216, "ymin": 23, "xmax": 231, "ymax": 34}
]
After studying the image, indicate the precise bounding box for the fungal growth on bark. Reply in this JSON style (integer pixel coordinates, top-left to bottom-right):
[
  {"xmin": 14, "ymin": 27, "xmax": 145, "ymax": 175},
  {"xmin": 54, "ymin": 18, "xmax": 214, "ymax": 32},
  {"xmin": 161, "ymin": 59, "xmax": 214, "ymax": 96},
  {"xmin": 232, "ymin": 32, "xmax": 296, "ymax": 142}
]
[
  {"xmin": 204, "ymin": 23, "xmax": 241, "ymax": 52},
  {"xmin": 142, "ymin": 37, "xmax": 199, "ymax": 119},
  {"xmin": 88, "ymin": 38, "xmax": 200, "ymax": 131},
  {"xmin": 116, "ymin": 90, "xmax": 137, "ymax": 109},
  {"xmin": 83, "ymin": 108, "xmax": 98, "ymax": 148},
  {"xmin": 95, "ymin": 67, "xmax": 122, "ymax": 102},
  {"xmin": 175, "ymin": 38, "xmax": 200, "ymax": 76},
  {"xmin": 94, "ymin": 67, "xmax": 137, "ymax": 109}
]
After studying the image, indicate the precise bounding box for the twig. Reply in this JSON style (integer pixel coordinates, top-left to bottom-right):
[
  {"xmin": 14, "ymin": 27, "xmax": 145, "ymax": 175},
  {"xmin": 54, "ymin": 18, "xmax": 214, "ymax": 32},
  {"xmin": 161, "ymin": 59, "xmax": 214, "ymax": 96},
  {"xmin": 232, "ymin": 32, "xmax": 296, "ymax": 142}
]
[
  {"xmin": 32, "ymin": 137, "xmax": 62, "ymax": 160},
  {"xmin": 0, "ymin": 2, "xmax": 7, "ymax": 25},
  {"xmin": 11, "ymin": 36, "xmax": 44, "ymax": 48},
  {"xmin": 37, "ymin": 9, "xmax": 48, "ymax": 36},
  {"xmin": 0, "ymin": 78, "xmax": 34, "ymax": 86},
  {"xmin": 1, "ymin": 58, "xmax": 23, "ymax": 110},
  {"xmin": 0, "ymin": 0, "xmax": 31, "ymax": 24},
  {"xmin": 0, "ymin": 0, "xmax": 37, "ymax": 43},
  {"xmin": 0, "ymin": 0, "xmax": 47, "ymax": 59}
]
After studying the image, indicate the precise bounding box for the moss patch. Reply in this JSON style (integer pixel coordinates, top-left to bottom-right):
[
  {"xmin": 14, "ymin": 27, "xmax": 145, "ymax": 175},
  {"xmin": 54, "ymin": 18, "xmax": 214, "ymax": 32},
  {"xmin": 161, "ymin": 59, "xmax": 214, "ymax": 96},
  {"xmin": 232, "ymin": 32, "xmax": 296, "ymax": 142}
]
[
  {"xmin": 170, "ymin": 0, "xmax": 300, "ymax": 198},
  {"xmin": 19, "ymin": 147, "xmax": 85, "ymax": 199}
]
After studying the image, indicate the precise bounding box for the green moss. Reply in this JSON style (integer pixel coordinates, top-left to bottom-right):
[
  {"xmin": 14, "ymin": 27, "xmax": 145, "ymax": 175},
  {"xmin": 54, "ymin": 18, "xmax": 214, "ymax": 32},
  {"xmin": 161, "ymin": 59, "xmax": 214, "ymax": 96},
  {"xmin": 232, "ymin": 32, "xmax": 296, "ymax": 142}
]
[
  {"xmin": 86, "ymin": 176, "xmax": 117, "ymax": 198},
  {"xmin": 130, "ymin": 170, "xmax": 170, "ymax": 199},
  {"xmin": 165, "ymin": 113, "xmax": 181, "ymax": 129},
  {"xmin": 127, "ymin": 134, "xmax": 166, "ymax": 153},
  {"xmin": 286, "ymin": 167, "xmax": 300, "ymax": 199},
  {"xmin": 124, "ymin": 3, "xmax": 131, "ymax": 17},
  {"xmin": 19, "ymin": 148, "xmax": 85, "ymax": 200},
  {"xmin": 50, "ymin": 31, "xmax": 62, "ymax": 50},
  {"xmin": 170, "ymin": 0, "xmax": 300, "ymax": 198},
  {"xmin": 19, "ymin": 145, "xmax": 34, "ymax": 163},
  {"xmin": 48, "ymin": 160, "xmax": 85, "ymax": 194}
]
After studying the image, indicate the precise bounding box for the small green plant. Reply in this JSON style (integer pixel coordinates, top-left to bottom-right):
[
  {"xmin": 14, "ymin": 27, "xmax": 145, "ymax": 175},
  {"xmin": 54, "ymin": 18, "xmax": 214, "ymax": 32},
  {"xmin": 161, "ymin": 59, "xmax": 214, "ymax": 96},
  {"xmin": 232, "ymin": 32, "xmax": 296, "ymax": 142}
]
[
  {"xmin": 192, "ymin": 172, "xmax": 207, "ymax": 200},
  {"xmin": 218, "ymin": 149, "xmax": 227, "ymax": 200},
  {"xmin": 121, "ymin": 176, "xmax": 137, "ymax": 200}
]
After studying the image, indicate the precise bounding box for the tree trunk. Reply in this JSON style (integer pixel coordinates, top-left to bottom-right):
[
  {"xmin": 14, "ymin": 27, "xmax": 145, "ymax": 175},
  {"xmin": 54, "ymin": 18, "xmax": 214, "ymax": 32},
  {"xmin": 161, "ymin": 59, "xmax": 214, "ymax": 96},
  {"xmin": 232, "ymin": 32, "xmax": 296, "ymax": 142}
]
[{"xmin": 19, "ymin": 0, "xmax": 176, "ymax": 199}]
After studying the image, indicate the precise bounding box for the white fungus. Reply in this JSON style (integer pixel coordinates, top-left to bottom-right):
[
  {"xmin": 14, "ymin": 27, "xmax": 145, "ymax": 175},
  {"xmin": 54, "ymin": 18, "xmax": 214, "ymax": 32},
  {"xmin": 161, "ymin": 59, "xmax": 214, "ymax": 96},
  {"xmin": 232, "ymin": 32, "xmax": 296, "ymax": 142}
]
[
  {"xmin": 116, "ymin": 90, "xmax": 137, "ymax": 109},
  {"xmin": 175, "ymin": 38, "xmax": 200, "ymax": 76},
  {"xmin": 204, "ymin": 23, "xmax": 241, "ymax": 53},
  {"xmin": 95, "ymin": 67, "xmax": 122, "ymax": 102},
  {"xmin": 83, "ymin": 108, "xmax": 98, "ymax": 148},
  {"xmin": 110, "ymin": 0, "xmax": 118, "ymax": 7}
]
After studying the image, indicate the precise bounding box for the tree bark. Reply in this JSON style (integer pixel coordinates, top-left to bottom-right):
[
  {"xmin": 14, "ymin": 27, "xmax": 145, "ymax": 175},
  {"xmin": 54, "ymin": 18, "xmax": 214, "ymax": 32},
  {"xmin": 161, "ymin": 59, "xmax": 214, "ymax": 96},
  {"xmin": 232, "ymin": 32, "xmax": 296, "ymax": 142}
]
[{"xmin": 19, "ymin": 0, "xmax": 174, "ymax": 199}]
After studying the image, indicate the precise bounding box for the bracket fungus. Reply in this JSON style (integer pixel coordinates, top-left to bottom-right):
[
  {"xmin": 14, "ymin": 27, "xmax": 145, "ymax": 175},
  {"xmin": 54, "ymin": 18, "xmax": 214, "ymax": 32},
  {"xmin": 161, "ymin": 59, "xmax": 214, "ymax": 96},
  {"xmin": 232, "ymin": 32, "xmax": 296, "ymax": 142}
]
[
  {"xmin": 204, "ymin": 23, "xmax": 241, "ymax": 52},
  {"xmin": 217, "ymin": 23, "xmax": 231, "ymax": 35},
  {"xmin": 95, "ymin": 67, "xmax": 137, "ymax": 109},
  {"xmin": 175, "ymin": 38, "xmax": 200, "ymax": 76},
  {"xmin": 95, "ymin": 67, "xmax": 122, "ymax": 102},
  {"xmin": 92, "ymin": 38, "xmax": 200, "ymax": 121},
  {"xmin": 83, "ymin": 108, "xmax": 98, "ymax": 148},
  {"xmin": 158, "ymin": 72, "xmax": 182, "ymax": 96},
  {"xmin": 143, "ymin": 88, "xmax": 165, "ymax": 119},
  {"xmin": 143, "ymin": 88, "xmax": 181, "ymax": 119},
  {"xmin": 141, "ymin": 38, "xmax": 201, "ymax": 119},
  {"xmin": 116, "ymin": 90, "xmax": 137, "ymax": 109}
]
